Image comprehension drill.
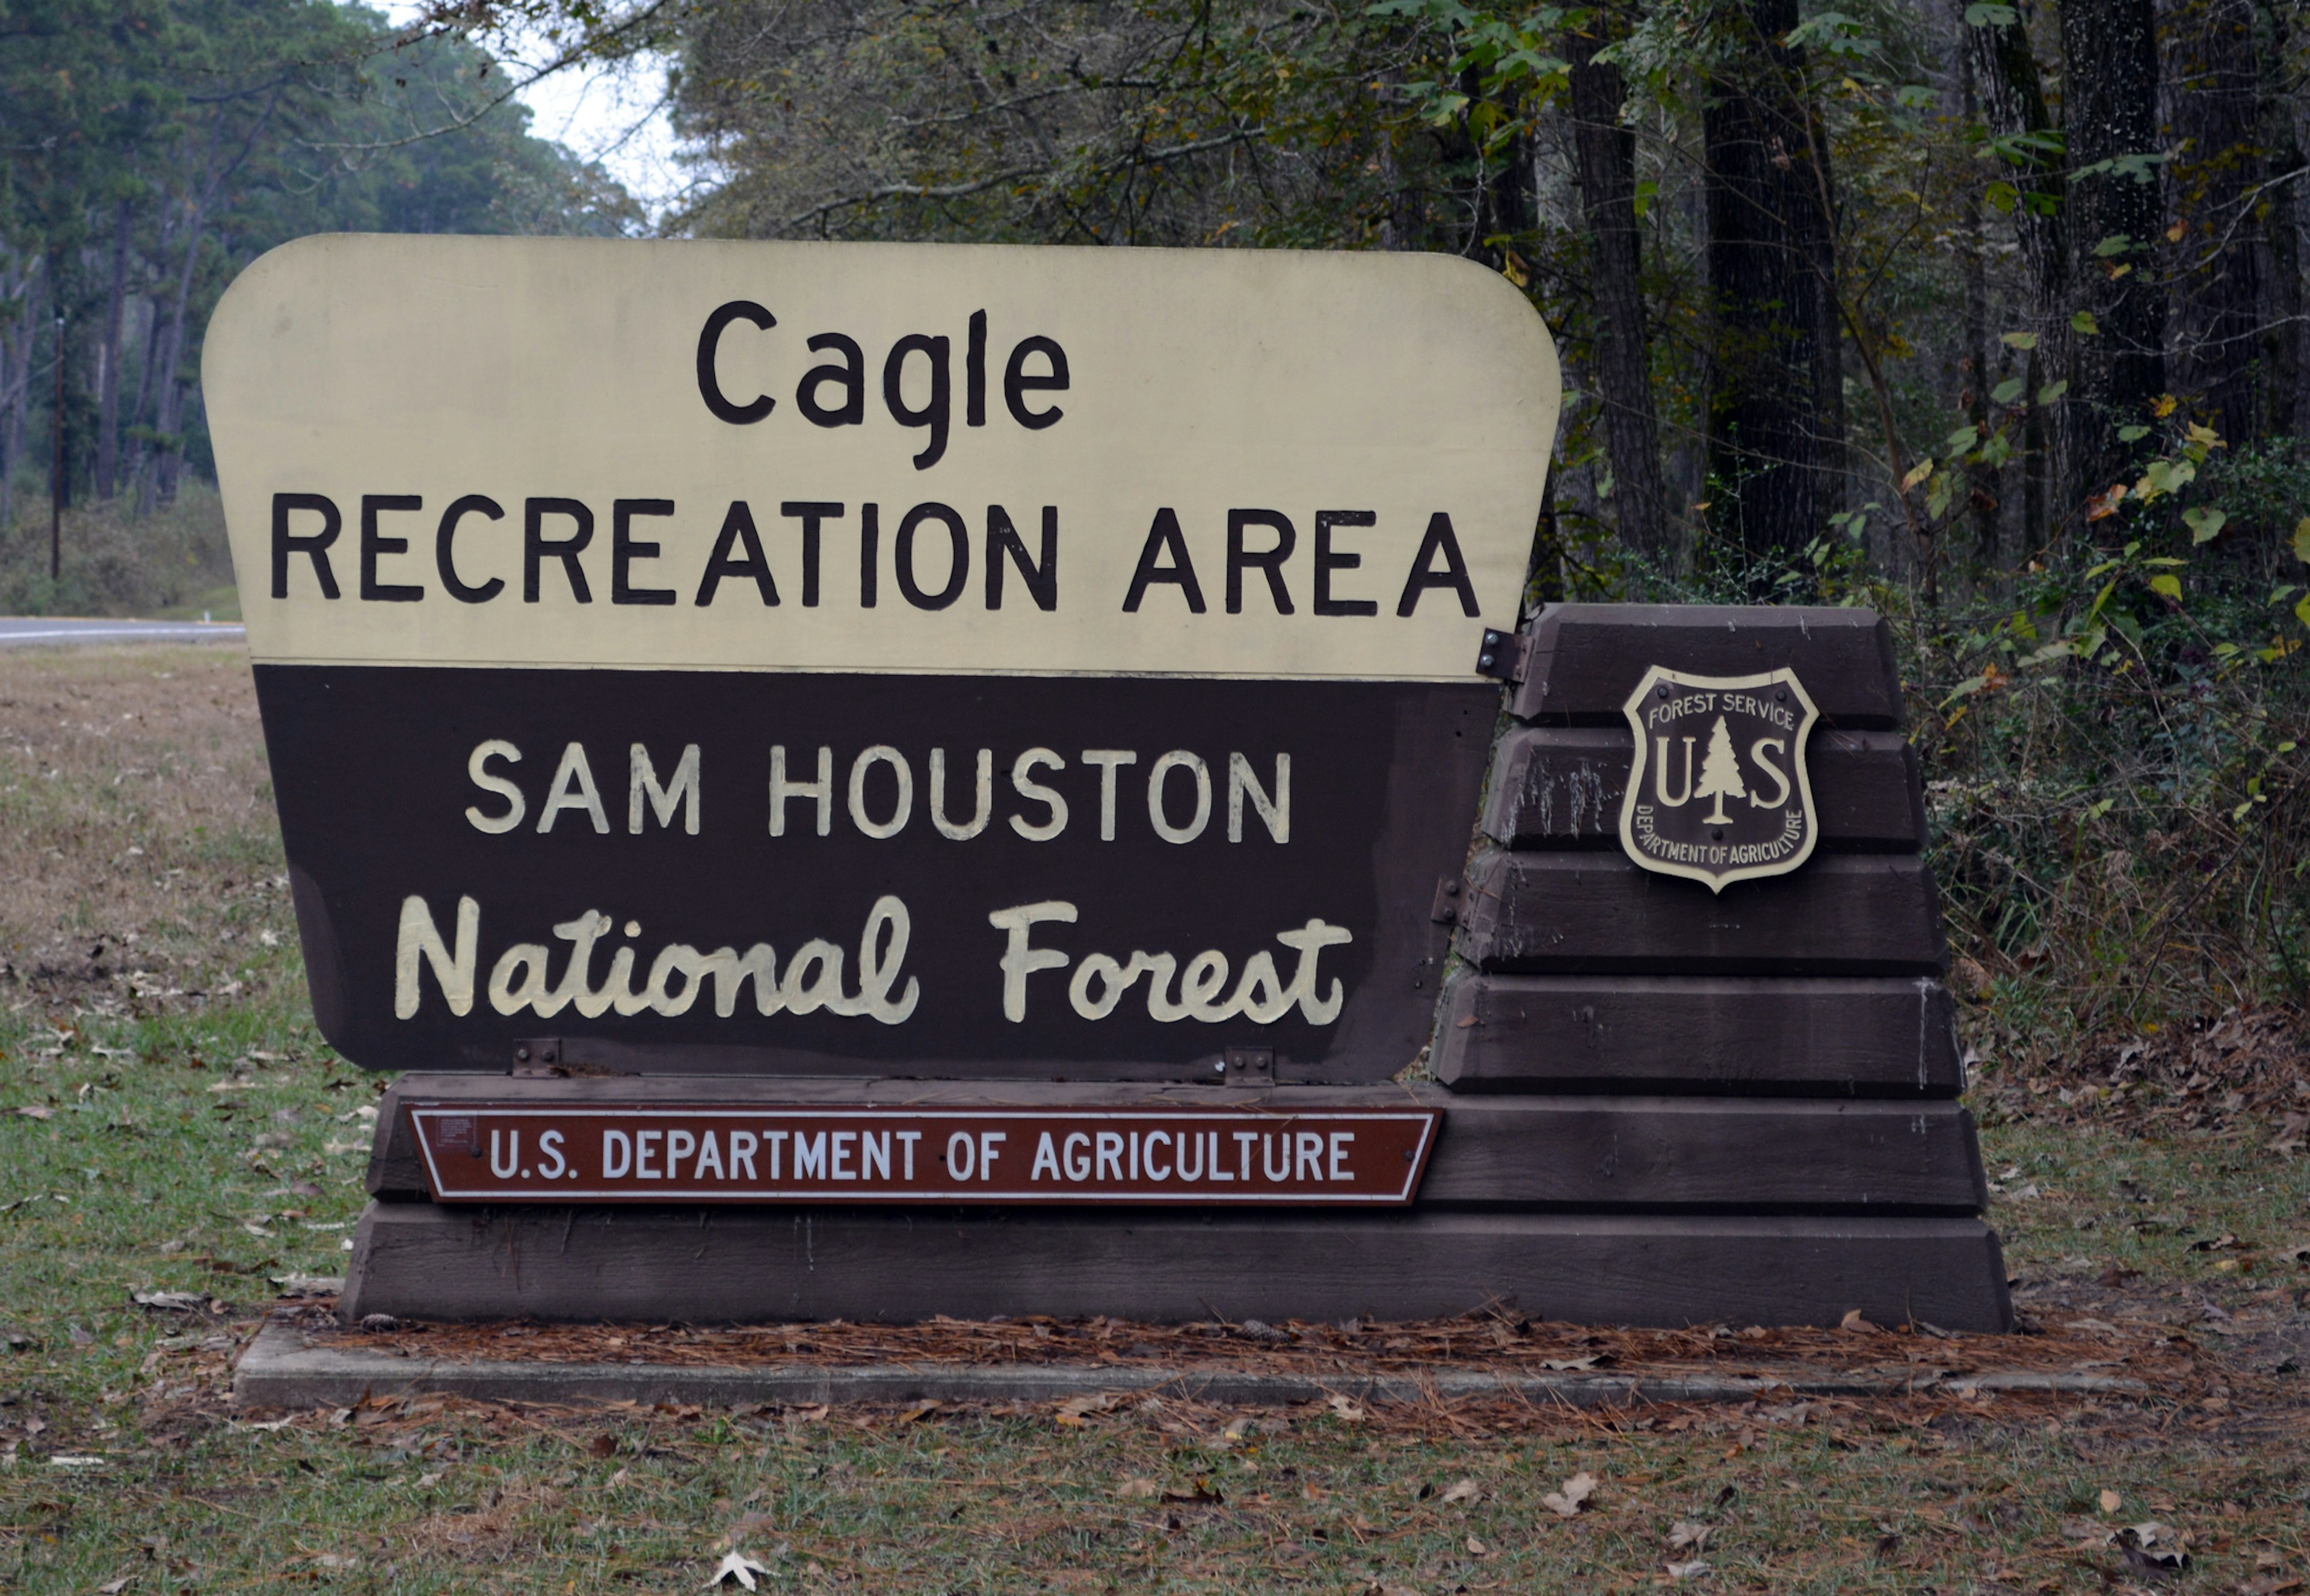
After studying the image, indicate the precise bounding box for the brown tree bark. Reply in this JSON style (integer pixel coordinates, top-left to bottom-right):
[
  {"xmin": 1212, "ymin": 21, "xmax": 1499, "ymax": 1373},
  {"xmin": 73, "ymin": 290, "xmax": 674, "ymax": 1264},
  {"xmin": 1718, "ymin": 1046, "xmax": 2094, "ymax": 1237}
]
[
  {"xmin": 2062, "ymin": 0, "xmax": 2167, "ymax": 503},
  {"xmin": 2256, "ymin": 0, "xmax": 2301, "ymax": 439},
  {"xmin": 1967, "ymin": 6, "xmax": 2069, "ymax": 546},
  {"xmin": 94, "ymin": 197, "xmax": 130, "ymax": 501},
  {"xmin": 1566, "ymin": 18, "xmax": 1672, "ymax": 562},
  {"xmin": 2162, "ymin": 0, "xmax": 2264, "ymax": 449},
  {"xmin": 1703, "ymin": 0, "xmax": 1833, "ymax": 574}
]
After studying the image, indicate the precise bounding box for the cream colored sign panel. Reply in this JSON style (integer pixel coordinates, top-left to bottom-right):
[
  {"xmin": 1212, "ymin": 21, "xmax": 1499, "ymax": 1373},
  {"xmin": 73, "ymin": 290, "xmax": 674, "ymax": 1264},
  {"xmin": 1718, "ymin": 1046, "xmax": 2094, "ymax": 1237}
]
[{"xmin": 205, "ymin": 236, "xmax": 1559, "ymax": 680}]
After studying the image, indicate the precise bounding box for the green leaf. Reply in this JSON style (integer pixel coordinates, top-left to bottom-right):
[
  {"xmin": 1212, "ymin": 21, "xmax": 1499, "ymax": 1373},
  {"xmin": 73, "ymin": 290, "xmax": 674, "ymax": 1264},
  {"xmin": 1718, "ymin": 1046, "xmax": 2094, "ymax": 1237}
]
[
  {"xmin": 1938, "ymin": 673, "xmax": 1989, "ymax": 708},
  {"xmin": 2298, "ymin": 591, "xmax": 2310, "ymax": 630},
  {"xmin": 2000, "ymin": 330, "xmax": 2037, "ymax": 350},
  {"xmin": 1963, "ymin": 1, "xmax": 2018, "ymax": 20},
  {"xmin": 2117, "ymin": 424, "xmax": 2150, "ymax": 442},
  {"xmin": 2072, "ymin": 310, "xmax": 2100, "ymax": 335},
  {"xmin": 1944, "ymin": 424, "xmax": 1982, "ymax": 452},
  {"xmin": 1984, "ymin": 180, "xmax": 2018, "ymax": 214},
  {"xmin": 2293, "ymin": 516, "xmax": 2310, "ymax": 565},
  {"xmin": 2093, "ymin": 233, "xmax": 2133, "ymax": 257},
  {"xmin": 2148, "ymin": 573, "xmax": 2182, "ymax": 600},
  {"xmin": 2037, "ymin": 380, "xmax": 2069, "ymax": 404},
  {"xmin": 2183, "ymin": 506, "xmax": 2227, "ymax": 544},
  {"xmin": 1991, "ymin": 378, "xmax": 2025, "ymax": 404}
]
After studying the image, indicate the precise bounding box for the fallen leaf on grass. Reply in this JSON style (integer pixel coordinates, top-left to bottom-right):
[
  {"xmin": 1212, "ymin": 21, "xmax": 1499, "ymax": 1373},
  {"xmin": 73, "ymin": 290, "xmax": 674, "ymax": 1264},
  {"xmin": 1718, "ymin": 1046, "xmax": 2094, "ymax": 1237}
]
[
  {"xmin": 1840, "ymin": 1308, "xmax": 1881, "ymax": 1333},
  {"xmin": 589, "ymin": 1434, "xmax": 618, "ymax": 1459},
  {"xmin": 1665, "ymin": 1559, "xmax": 1709, "ymax": 1581},
  {"xmin": 2099, "ymin": 1488, "xmax": 2122, "ymax": 1514},
  {"xmin": 1055, "ymin": 1393, "xmax": 1119, "ymax": 1427},
  {"xmin": 1542, "ymin": 1355, "xmax": 1607, "ymax": 1371},
  {"xmin": 97, "ymin": 1579, "xmax": 133, "ymax": 1594},
  {"xmin": 232, "ymin": 1417, "xmax": 295, "ymax": 1433},
  {"xmin": 1543, "ymin": 1471, "xmax": 1597, "ymax": 1517},
  {"xmin": 131, "ymin": 1290, "xmax": 208, "ymax": 1314},
  {"xmin": 312, "ymin": 1553, "xmax": 357, "ymax": 1571},
  {"xmin": 1325, "ymin": 1393, "xmax": 1367, "ymax": 1422},
  {"xmin": 14, "ymin": 1105, "xmax": 52, "ymax": 1120},
  {"xmin": 2065, "ymin": 1319, "xmax": 2121, "ymax": 1335},
  {"xmin": 1440, "ymin": 1477, "xmax": 1481, "ymax": 1506},
  {"xmin": 1466, "ymin": 1535, "xmax": 1489, "ymax": 1556},
  {"xmin": 1116, "ymin": 1477, "xmax": 1160, "ymax": 1500},
  {"xmin": 896, "ymin": 1400, "xmax": 938, "ymax": 1423},
  {"xmin": 1668, "ymin": 1521, "xmax": 1712, "ymax": 1552},
  {"xmin": 704, "ymin": 1550, "xmax": 773, "ymax": 1589},
  {"xmin": 1162, "ymin": 1482, "xmax": 1224, "ymax": 1507}
]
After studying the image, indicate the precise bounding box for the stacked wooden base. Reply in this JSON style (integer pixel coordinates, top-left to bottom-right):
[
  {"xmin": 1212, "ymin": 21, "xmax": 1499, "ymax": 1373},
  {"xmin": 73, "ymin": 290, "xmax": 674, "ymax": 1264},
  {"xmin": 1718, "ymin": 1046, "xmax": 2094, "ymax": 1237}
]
[
  {"xmin": 345, "ymin": 1074, "xmax": 2005, "ymax": 1327},
  {"xmin": 339, "ymin": 603, "xmax": 2015, "ymax": 1331}
]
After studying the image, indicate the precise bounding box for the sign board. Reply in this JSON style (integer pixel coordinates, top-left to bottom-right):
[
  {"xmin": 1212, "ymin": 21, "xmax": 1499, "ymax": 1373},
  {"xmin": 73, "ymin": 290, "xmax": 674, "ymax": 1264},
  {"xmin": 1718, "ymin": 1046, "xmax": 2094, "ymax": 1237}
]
[
  {"xmin": 207, "ymin": 237, "xmax": 1559, "ymax": 1080},
  {"xmin": 407, "ymin": 1101, "xmax": 1440, "ymax": 1204},
  {"xmin": 1618, "ymin": 667, "xmax": 1820, "ymax": 892}
]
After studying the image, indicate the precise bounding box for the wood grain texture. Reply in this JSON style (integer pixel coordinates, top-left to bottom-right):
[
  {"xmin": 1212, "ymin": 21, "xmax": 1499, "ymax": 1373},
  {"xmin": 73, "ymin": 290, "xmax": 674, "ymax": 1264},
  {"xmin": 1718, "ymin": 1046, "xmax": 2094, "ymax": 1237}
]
[
  {"xmin": 364, "ymin": 1076, "xmax": 1984, "ymax": 1213},
  {"xmin": 1510, "ymin": 604, "xmax": 1903, "ymax": 727},
  {"xmin": 1482, "ymin": 727, "xmax": 1926, "ymax": 852},
  {"xmin": 339, "ymin": 1202, "xmax": 2014, "ymax": 1330},
  {"xmin": 1456, "ymin": 851, "xmax": 1947, "ymax": 976},
  {"xmin": 1434, "ymin": 975, "xmax": 1964, "ymax": 1097}
]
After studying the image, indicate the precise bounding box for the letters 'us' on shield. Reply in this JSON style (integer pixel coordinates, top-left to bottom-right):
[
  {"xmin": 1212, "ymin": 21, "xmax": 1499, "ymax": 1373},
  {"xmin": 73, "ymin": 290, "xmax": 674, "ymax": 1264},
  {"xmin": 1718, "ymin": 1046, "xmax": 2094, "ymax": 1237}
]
[{"xmin": 1617, "ymin": 666, "xmax": 1820, "ymax": 892}]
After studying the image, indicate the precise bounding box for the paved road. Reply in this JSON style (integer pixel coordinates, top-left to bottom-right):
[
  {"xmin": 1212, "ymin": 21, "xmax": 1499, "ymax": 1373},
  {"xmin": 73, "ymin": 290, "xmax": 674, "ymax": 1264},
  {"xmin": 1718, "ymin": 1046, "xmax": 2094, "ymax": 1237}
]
[{"xmin": 0, "ymin": 617, "xmax": 245, "ymax": 648}]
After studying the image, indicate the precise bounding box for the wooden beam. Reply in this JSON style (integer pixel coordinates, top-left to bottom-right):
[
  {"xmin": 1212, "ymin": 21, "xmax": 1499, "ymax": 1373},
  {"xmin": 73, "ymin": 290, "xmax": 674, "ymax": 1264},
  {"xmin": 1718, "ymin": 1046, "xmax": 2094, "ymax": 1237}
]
[
  {"xmin": 1458, "ymin": 852, "xmax": 1947, "ymax": 975},
  {"xmin": 1511, "ymin": 605, "xmax": 1903, "ymax": 727},
  {"xmin": 1482, "ymin": 727, "xmax": 1925, "ymax": 851},
  {"xmin": 340, "ymin": 1203, "xmax": 2013, "ymax": 1331},
  {"xmin": 1434, "ymin": 975, "xmax": 1964, "ymax": 1095}
]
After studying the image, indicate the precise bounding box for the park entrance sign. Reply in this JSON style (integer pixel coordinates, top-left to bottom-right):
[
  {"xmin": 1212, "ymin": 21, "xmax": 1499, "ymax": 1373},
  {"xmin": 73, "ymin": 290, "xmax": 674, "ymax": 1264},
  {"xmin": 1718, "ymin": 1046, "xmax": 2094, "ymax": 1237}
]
[
  {"xmin": 210, "ymin": 239, "xmax": 2012, "ymax": 1333},
  {"xmin": 205, "ymin": 237, "xmax": 1556, "ymax": 1083}
]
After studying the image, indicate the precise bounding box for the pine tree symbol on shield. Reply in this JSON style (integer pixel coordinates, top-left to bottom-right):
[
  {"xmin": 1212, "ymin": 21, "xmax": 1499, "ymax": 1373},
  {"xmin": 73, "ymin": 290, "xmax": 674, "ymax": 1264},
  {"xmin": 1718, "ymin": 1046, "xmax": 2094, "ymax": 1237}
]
[
  {"xmin": 1616, "ymin": 664, "xmax": 1822, "ymax": 891},
  {"xmin": 1694, "ymin": 715, "xmax": 1746, "ymax": 824}
]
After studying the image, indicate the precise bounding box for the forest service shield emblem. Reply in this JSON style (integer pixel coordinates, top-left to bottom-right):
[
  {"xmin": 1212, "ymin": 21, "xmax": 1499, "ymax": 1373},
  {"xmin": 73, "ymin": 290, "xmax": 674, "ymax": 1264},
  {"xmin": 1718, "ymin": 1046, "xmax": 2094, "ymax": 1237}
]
[{"xmin": 1618, "ymin": 665, "xmax": 1821, "ymax": 892}]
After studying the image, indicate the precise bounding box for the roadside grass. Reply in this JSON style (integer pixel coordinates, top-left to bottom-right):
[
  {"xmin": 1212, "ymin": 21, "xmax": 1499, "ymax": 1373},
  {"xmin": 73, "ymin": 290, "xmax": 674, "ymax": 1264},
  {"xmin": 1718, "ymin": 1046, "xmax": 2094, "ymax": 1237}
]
[{"xmin": 0, "ymin": 646, "xmax": 2304, "ymax": 1594}]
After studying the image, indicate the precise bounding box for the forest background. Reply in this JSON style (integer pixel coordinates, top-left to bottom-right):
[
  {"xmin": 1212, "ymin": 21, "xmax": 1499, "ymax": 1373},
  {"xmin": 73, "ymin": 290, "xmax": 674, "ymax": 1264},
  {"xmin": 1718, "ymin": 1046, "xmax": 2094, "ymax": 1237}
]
[{"xmin": 5, "ymin": 0, "xmax": 2309, "ymax": 1068}]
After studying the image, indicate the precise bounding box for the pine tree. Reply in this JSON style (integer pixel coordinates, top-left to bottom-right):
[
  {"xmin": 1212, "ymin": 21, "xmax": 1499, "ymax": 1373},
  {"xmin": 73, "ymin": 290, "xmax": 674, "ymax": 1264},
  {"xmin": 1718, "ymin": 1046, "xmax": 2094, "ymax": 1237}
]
[{"xmin": 1695, "ymin": 715, "xmax": 1747, "ymax": 824}]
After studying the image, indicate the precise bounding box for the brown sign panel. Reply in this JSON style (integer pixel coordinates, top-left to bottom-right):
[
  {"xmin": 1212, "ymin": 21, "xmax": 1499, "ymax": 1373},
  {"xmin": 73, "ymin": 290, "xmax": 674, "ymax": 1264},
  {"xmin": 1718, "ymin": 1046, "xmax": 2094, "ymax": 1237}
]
[{"xmin": 407, "ymin": 1102, "xmax": 1440, "ymax": 1205}]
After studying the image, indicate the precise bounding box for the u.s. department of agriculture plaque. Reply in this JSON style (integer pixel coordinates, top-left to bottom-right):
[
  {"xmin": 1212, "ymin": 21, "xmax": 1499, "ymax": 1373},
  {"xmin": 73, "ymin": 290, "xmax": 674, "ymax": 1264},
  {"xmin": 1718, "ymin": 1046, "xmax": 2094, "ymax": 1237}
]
[{"xmin": 1618, "ymin": 665, "xmax": 1820, "ymax": 892}]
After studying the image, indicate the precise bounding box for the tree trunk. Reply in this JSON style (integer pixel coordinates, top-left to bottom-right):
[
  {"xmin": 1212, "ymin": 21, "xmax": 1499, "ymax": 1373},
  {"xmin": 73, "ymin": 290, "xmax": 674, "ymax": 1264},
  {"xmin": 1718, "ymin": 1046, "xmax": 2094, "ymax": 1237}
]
[
  {"xmin": 141, "ymin": 197, "xmax": 207, "ymax": 516},
  {"xmin": 1703, "ymin": 0, "xmax": 1831, "ymax": 572},
  {"xmin": 2162, "ymin": 0, "xmax": 2263, "ymax": 449},
  {"xmin": 1959, "ymin": 21, "xmax": 2000, "ymax": 566},
  {"xmin": 1566, "ymin": 19, "xmax": 1672, "ymax": 563},
  {"xmin": 1967, "ymin": 7, "xmax": 2069, "ymax": 547},
  {"xmin": 0, "ymin": 260, "xmax": 38, "ymax": 541},
  {"xmin": 94, "ymin": 197, "xmax": 130, "ymax": 501},
  {"xmin": 2062, "ymin": 0, "xmax": 2166, "ymax": 505},
  {"xmin": 2258, "ymin": 0, "xmax": 2302, "ymax": 440}
]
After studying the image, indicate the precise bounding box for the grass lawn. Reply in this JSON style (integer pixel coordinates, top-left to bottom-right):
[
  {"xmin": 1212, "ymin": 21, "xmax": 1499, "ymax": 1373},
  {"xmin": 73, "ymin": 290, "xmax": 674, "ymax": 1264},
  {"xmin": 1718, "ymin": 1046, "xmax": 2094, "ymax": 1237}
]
[{"xmin": 0, "ymin": 645, "xmax": 2303, "ymax": 1594}]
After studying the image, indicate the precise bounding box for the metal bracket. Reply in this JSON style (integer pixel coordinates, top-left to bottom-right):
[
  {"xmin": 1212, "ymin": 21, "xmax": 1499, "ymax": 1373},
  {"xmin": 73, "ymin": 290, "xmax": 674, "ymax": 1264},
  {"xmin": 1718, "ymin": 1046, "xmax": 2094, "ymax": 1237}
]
[
  {"xmin": 1473, "ymin": 627, "xmax": 1528, "ymax": 683},
  {"xmin": 1430, "ymin": 876, "xmax": 1464, "ymax": 925},
  {"xmin": 1223, "ymin": 1047, "xmax": 1275, "ymax": 1086},
  {"xmin": 511, "ymin": 1038, "xmax": 564, "ymax": 1077}
]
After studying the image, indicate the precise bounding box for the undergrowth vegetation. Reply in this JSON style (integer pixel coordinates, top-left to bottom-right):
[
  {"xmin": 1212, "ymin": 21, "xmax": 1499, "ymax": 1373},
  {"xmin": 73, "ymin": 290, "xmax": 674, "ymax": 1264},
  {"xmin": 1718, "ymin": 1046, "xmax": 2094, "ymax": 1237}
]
[
  {"xmin": 0, "ymin": 485, "xmax": 236, "ymax": 619},
  {"xmin": 1568, "ymin": 428, "xmax": 2310, "ymax": 1066}
]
